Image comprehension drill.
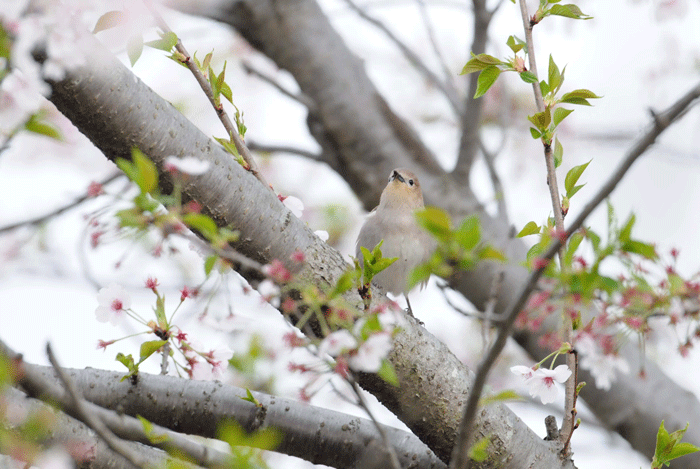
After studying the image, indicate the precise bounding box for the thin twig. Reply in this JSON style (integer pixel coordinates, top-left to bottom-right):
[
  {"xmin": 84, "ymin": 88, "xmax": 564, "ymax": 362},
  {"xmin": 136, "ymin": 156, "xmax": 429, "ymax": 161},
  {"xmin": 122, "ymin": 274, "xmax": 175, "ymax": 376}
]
[
  {"xmin": 143, "ymin": 1, "xmax": 271, "ymax": 190},
  {"xmin": 46, "ymin": 344, "xmax": 146, "ymax": 469},
  {"xmin": 247, "ymin": 140, "xmax": 323, "ymax": 161},
  {"xmin": 516, "ymin": 0, "xmax": 574, "ymax": 443},
  {"xmin": 449, "ymin": 79, "xmax": 700, "ymax": 469},
  {"xmin": 478, "ymin": 140, "xmax": 509, "ymax": 220},
  {"xmin": 415, "ymin": 0, "xmax": 458, "ymax": 101},
  {"xmin": 349, "ymin": 379, "xmax": 402, "ymax": 469},
  {"xmin": 0, "ymin": 172, "xmax": 122, "ymax": 234},
  {"xmin": 241, "ymin": 61, "xmax": 317, "ymax": 112},
  {"xmin": 341, "ymin": 0, "xmax": 463, "ymax": 115}
]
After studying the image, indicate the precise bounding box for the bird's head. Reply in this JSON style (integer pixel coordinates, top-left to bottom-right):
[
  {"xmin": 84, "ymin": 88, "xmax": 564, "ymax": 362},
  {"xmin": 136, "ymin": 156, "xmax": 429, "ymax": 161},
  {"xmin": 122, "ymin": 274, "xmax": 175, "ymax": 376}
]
[{"xmin": 378, "ymin": 168, "xmax": 425, "ymax": 210}]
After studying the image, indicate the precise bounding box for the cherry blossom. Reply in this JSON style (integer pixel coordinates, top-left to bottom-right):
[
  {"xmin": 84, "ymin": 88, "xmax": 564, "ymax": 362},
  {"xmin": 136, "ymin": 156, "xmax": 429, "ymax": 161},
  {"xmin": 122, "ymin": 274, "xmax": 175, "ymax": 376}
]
[
  {"xmin": 349, "ymin": 333, "xmax": 393, "ymax": 372},
  {"xmin": 280, "ymin": 195, "xmax": 304, "ymax": 218},
  {"xmin": 314, "ymin": 230, "xmax": 329, "ymax": 241},
  {"xmin": 258, "ymin": 279, "xmax": 280, "ymax": 307},
  {"xmin": 577, "ymin": 334, "xmax": 629, "ymax": 390},
  {"xmin": 95, "ymin": 283, "xmax": 131, "ymax": 325},
  {"xmin": 511, "ymin": 364, "xmax": 571, "ymax": 404},
  {"xmin": 319, "ymin": 330, "xmax": 357, "ymax": 357}
]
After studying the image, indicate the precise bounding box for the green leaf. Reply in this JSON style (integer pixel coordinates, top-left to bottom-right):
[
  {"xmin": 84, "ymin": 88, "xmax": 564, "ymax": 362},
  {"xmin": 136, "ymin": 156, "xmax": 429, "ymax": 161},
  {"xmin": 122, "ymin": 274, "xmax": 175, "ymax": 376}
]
[
  {"xmin": 329, "ymin": 268, "xmax": 360, "ymax": 298},
  {"xmin": 560, "ymin": 88, "xmax": 601, "ymax": 106},
  {"xmin": 92, "ymin": 10, "xmax": 127, "ymax": 34},
  {"xmin": 127, "ymin": 33, "xmax": 144, "ymax": 67},
  {"xmin": 455, "ymin": 216, "xmax": 481, "ymax": 251},
  {"xmin": 154, "ymin": 293, "xmax": 166, "ymax": 325},
  {"xmin": 137, "ymin": 415, "xmax": 170, "ymax": 444},
  {"xmin": 377, "ymin": 360, "xmax": 399, "ymax": 387},
  {"xmin": 24, "ymin": 114, "xmax": 62, "ymax": 140},
  {"xmin": 131, "ymin": 148, "xmax": 158, "ymax": 194},
  {"xmin": 480, "ymin": 389, "xmax": 521, "ymax": 406},
  {"xmin": 506, "ymin": 35, "xmax": 524, "ymax": 53},
  {"xmin": 469, "ymin": 436, "xmax": 490, "ymax": 462},
  {"xmin": 549, "ymin": 4, "xmax": 593, "ymax": 20},
  {"xmin": 415, "ymin": 207, "xmax": 452, "ymax": 240},
  {"xmin": 564, "ymin": 160, "xmax": 591, "ymax": 198},
  {"xmin": 622, "ymin": 240, "xmax": 657, "ymax": 260},
  {"xmin": 519, "ymin": 71, "xmax": 538, "ymax": 84},
  {"xmin": 653, "ymin": 421, "xmax": 700, "ymax": 468},
  {"xmin": 553, "ymin": 107, "xmax": 573, "ymax": 127},
  {"xmin": 478, "ymin": 245, "xmax": 507, "ymax": 262},
  {"xmin": 547, "ymin": 55, "xmax": 561, "ymax": 94},
  {"xmin": 553, "ymin": 137, "xmax": 563, "ymax": 168},
  {"xmin": 460, "ymin": 54, "xmax": 503, "ymax": 75},
  {"xmin": 241, "ymin": 388, "xmax": 261, "ymax": 406},
  {"xmin": 183, "ymin": 213, "xmax": 218, "ymax": 239},
  {"xmin": 221, "ymin": 81, "xmax": 233, "ymax": 104},
  {"xmin": 516, "ymin": 221, "xmax": 541, "ymax": 238},
  {"xmin": 529, "ymin": 127, "xmax": 542, "ymax": 139},
  {"xmin": 539, "ymin": 79, "xmax": 550, "ymax": 96},
  {"xmin": 204, "ymin": 255, "xmax": 218, "ymax": 276},
  {"xmin": 139, "ymin": 340, "xmax": 167, "ymax": 363},
  {"xmin": 619, "ymin": 213, "xmax": 635, "ymax": 242},
  {"xmin": 144, "ymin": 31, "xmax": 178, "ymax": 52},
  {"xmin": 474, "ymin": 66, "xmax": 501, "ymax": 98},
  {"xmin": 407, "ymin": 263, "xmax": 433, "ymax": 290},
  {"xmin": 115, "ymin": 353, "xmax": 138, "ymax": 381}
]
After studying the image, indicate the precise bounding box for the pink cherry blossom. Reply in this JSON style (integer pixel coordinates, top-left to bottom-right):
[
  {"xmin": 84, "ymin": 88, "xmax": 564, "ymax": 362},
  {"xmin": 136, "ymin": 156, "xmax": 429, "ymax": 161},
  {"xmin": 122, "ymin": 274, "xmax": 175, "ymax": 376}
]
[
  {"xmin": 95, "ymin": 283, "xmax": 131, "ymax": 325},
  {"xmin": 349, "ymin": 333, "xmax": 393, "ymax": 372},
  {"xmin": 319, "ymin": 330, "xmax": 357, "ymax": 357},
  {"xmin": 511, "ymin": 364, "xmax": 571, "ymax": 404}
]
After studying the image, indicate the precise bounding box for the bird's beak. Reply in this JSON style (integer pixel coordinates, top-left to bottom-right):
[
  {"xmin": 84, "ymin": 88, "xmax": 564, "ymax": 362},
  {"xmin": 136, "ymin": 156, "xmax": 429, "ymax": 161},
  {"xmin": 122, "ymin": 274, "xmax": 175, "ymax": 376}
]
[{"xmin": 391, "ymin": 171, "xmax": 405, "ymax": 184}]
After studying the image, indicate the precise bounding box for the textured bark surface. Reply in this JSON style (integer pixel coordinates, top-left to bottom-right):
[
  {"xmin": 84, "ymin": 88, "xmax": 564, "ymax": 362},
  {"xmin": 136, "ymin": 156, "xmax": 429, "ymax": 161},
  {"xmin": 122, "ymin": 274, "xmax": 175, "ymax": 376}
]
[
  {"xmin": 165, "ymin": 1, "xmax": 700, "ymax": 466},
  {"xmin": 45, "ymin": 32, "xmax": 574, "ymax": 467}
]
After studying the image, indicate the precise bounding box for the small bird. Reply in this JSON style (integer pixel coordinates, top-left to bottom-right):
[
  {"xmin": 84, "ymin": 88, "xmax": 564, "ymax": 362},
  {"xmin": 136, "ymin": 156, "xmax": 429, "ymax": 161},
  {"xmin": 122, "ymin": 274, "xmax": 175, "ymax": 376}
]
[{"xmin": 356, "ymin": 168, "xmax": 434, "ymax": 314}]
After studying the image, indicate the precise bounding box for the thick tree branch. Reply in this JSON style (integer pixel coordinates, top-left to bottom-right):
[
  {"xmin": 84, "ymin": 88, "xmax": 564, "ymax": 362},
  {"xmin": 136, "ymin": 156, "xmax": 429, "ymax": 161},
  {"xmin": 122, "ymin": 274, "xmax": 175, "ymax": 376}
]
[
  {"xmin": 1, "ymin": 340, "xmax": 230, "ymax": 468},
  {"xmin": 24, "ymin": 364, "xmax": 445, "ymax": 469},
  {"xmin": 163, "ymin": 2, "xmax": 700, "ymax": 466},
  {"xmin": 44, "ymin": 25, "xmax": 571, "ymax": 467},
  {"xmin": 3, "ymin": 387, "xmax": 196, "ymax": 469}
]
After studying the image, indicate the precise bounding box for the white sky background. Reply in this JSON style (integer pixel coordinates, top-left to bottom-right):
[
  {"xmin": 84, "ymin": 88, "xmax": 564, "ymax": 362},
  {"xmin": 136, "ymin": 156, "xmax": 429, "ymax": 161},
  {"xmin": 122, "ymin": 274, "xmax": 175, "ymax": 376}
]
[{"xmin": 2, "ymin": 0, "xmax": 700, "ymax": 467}]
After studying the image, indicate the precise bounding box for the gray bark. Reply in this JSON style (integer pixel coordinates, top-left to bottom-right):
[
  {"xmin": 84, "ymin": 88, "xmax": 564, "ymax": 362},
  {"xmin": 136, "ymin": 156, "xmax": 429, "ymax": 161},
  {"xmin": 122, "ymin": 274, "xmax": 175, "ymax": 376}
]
[{"xmin": 42, "ymin": 24, "xmax": 575, "ymax": 468}]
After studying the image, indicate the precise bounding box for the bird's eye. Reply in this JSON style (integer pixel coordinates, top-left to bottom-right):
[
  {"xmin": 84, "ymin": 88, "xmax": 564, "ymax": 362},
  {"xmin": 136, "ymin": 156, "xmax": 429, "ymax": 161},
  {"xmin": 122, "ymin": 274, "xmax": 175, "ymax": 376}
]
[{"xmin": 408, "ymin": 179, "xmax": 414, "ymax": 186}]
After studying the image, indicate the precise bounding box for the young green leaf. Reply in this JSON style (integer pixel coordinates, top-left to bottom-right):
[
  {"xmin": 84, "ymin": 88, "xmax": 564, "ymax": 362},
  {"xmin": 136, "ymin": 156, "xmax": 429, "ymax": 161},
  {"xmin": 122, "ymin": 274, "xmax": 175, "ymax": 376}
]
[
  {"xmin": 553, "ymin": 137, "xmax": 563, "ymax": 168},
  {"xmin": 619, "ymin": 213, "xmax": 635, "ymax": 242},
  {"xmin": 183, "ymin": 213, "xmax": 218, "ymax": 240},
  {"xmin": 506, "ymin": 35, "xmax": 524, "ymax": 53},
  {"xmin": 519, "ymin": 71, "xmax": 538, "ymax": 84},
  {"xmin": 129, "ymin": 148, "xmax": 158, "ymax": 194},
  {"xmin": 24, "ymin": 114, "xmax": 62, "ymax": 140},
  {"xmin": 377, "ymin": 360, "xmax": 399, "ymax": 387},
  {"xmin": 139, "ymin": 340, "xmax": 167, "ymax": 363},
  {"xmin": 460, "ymin": 54, "xmax": 503, "ymax": 75},
  {"xmin": 549, "ymin": 4, "xmax": 593, "ymax": 20},
  {"xmin": 529, "ymin": 127, "xmax": 542, "ymax": 139},
  {"xmin": 474, "ymin": 66, "xmax": 501, "ymax": 98},
  {"xmin": 564, "ymin": 160, "xmax": 591, "ymax": 199},
  {"xmin": 415, "ymin": 207, "xmax": 452, "ymax": 240},
  {"xmin": 547, "ymin": 55, "xmax": 561, "ymax": 94},
  {"xmin": 241, "ymin": 388, "xmax": 261, "ymax": 406},
  {"xmin": 144, "ymin": 31, "xmax": 178, "ymax": 52},
  {"xmin": 560, "ymin": 89, "xmax": 601, "ymax": 106},
  {"xmin": 517, "ymin": 221, "xmax": 541, "ymax": 238},
  {"xmin": 455, "ymin": 216, "xmax": 481, "ymax": 251},
  {"xmin": 204, "ymin": 255, "xmax": 218, "ymax": 276},
  {"xmin": 553, "ymin": 107, "xmax": 573, "ymax": 127},
  {"xmin": 621, "ymin": 240, "xmax": 657, "ymax": 260}
]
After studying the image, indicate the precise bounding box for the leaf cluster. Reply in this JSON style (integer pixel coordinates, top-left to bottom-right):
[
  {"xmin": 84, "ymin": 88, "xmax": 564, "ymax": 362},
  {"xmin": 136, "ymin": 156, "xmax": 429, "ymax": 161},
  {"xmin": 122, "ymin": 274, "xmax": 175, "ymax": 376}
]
[{"xmin": 408, "ymin": 208, "xmax": 505, "ymax": 290}]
